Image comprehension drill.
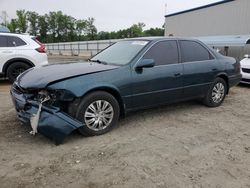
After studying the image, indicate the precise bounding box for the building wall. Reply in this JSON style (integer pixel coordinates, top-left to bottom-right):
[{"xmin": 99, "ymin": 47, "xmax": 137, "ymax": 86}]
[
  {"xmin": 165, "ymin": 0, "xmax": 250, "ymax": 37},
  {"xmin": 215, "ymin": 45, "xmax": 250, "ymax": 60}
]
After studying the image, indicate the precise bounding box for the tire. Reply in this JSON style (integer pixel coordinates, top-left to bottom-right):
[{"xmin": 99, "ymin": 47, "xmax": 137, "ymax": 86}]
[
  {"xmin": 6, "ymin": 62, "xmax": 31, "ymax": 83},
  {"xmin": 203, "ymin": 77, "xmax": 227, "ymax": 107},
  {"xmin": 75, "ymin": 91, "xmax": 120, "ymax": 136}
]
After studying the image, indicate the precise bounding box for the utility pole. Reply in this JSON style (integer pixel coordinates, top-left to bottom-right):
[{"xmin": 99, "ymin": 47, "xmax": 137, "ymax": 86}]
[
  {"xmin": 164, "ymin": 3, "xmax": 167, "ymax": 36},
  {"xmin": 165, "ymin": 3, "xmax": 168, "ymax": 15},
  {"xmin": 0, "ymin": 11, "xmax": 8, "ymax": 26}
]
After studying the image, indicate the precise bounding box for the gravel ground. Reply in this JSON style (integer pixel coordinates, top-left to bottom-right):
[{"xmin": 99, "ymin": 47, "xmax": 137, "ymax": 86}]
[{"xmin": 0, "ymin": 79, "xmax": 250, "ymax": 188}]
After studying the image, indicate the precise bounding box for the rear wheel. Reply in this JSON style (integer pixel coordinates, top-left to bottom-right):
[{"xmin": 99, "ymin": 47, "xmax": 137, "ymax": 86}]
[
  {"xmin": 6, "ymin": 62, "xmax": 31, "ymax": 83},
  {"xmin": 203, "ymin": 77, "xmax": 227, "ymax": 107},
  {"xmin": 76, "ymin": 91, "xmax": 120, "ymax": 136}
]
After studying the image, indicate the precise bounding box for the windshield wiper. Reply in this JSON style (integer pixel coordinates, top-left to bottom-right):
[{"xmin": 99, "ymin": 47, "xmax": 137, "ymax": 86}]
[{"xmin": 88, "ymin": 59, "xmax": 108, "ymax": 65}]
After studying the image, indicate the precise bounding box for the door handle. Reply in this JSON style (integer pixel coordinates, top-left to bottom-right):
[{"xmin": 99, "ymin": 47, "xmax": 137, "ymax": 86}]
[
  {"xmin": 174, "ymin": 73, "xmax": 182, "ymax": 77},
  {"xmin": 212, "ymin": 68, "xmax": 218, "ymax": 71}
]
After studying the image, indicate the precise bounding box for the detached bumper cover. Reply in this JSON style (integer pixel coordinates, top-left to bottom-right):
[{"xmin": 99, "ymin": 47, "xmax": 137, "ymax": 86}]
[{"xmin": 10, "ymin": 88, "xmax": 84, "ymax": 144}]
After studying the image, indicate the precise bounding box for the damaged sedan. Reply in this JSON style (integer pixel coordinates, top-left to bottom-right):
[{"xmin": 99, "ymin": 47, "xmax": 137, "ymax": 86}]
[{"xmin": 10, "ymin": 37, "xmax": 242, "ymax": 144}]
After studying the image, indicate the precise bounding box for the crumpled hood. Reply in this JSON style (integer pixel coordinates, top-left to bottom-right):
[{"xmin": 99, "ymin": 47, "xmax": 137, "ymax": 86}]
[{"xmin": 17, "ymin": 61, "xmax": 118, "ymax": 89}]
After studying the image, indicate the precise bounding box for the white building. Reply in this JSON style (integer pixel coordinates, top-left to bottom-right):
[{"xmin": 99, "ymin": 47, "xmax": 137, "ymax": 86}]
[
  {"xmin": 164, "ymin": 0, "xmax": 250, "ymax": 59},
  {"xmin": 164, "ymin": 0, "xmax": 250, "ymax": 37}
]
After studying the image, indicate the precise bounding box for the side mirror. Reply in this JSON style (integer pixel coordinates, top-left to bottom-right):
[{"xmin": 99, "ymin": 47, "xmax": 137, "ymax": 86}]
[
  {"xmin": 135, "ymin": 59, "xmax": 155, "ymax": 70},
  {"xmin": 244, "ymin": 54, "xmax": 250, "ymax": 58}
]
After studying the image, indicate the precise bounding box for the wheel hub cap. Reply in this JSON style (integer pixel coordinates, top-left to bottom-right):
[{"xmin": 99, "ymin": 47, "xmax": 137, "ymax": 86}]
[
  {"xmin": 84, "ymin": 100, "xmax": 114, "ymax": 131},
  {"xmin": 212, "ymin": 83, "xmax": 225, "ymax": 103}
]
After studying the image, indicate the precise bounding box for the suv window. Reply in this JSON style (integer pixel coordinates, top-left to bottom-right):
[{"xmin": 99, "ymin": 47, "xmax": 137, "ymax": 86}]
[
  {"xmin": 143, "ymin": 40, "xmax": 179, "ymax": 66},
  {"xmin": 180, "ymin": 40, "xmax": 212, "ymax": 62},
  {"xmin": 0, "ymin": 35, "xmax": 8, "ymax": 47},
  {"xmin": 7, "ymin": 36, "xmax": 27, "ymax": 47}
]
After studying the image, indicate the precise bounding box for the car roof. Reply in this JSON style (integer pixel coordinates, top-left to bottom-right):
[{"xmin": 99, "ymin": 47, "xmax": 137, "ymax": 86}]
[
  {"xmin": 121, "ymin": 36, "xmax": 201, "ymax": 42},
  {"xmin": 0, "ymin": 32, "xmax": 34, "ymax": 38}
]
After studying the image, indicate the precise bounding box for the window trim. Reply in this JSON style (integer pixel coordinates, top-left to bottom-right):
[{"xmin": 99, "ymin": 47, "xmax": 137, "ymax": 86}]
[
  {"xmin": 133, "ymin": 39, "xmax": 180, "ymax": 69},
  {"xmin": 179, "ymin": 40, "xmax": 215, "ymax": 63}
]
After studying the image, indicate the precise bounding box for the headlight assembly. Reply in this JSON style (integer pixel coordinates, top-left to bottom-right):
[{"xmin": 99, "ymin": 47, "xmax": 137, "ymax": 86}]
[{"xmin": 37, "ymin": 89, "xmax": 75, "ymax": 102}]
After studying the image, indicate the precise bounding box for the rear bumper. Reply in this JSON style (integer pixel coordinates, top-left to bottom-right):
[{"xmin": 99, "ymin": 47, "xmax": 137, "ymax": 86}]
[
  {"xmin": 10, "ymin": 86, "xmax": 83, "ymax": 144},
  {"xmin": 228, "ymin": 74, "xmax": 242, "ymax": 87}
]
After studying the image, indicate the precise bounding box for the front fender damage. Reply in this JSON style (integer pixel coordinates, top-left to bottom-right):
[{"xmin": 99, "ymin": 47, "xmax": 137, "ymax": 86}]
[{"xmin": 17, "ymin": 101, "xmax": 83, "ymax": 145}]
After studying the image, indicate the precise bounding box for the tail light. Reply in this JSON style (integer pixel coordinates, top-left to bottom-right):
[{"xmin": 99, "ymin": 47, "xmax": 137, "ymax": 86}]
[
  {"xmin": 235, "ymin": 61, "xmax": 241, "ymax": 73},
  {"xmin": 33, "ymin": 38, "xmax": 46, "ymax": 53}
]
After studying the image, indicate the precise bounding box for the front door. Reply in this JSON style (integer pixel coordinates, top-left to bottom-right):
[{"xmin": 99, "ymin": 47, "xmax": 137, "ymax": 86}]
[{"xmin": 130, "ymin": 40, "xmax": 183, "ymax": 110}]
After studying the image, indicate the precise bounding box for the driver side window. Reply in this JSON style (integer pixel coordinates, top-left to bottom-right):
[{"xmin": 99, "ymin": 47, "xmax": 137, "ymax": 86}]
[{"xmin": 143, "ymin": 40, "xmax": 179, "ymax": 66}]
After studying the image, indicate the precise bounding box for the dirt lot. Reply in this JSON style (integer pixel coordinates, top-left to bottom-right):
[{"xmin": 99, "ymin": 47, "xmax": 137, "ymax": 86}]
[{"xmin": 0, "ymin": 79, "xmax": 250, "ymax": 188}]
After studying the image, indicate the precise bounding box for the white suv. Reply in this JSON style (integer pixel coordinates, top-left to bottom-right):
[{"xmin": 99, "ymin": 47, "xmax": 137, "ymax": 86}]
[{"xmin": 0, "ymin": 33, "xmax": 48, "ymax": 82}]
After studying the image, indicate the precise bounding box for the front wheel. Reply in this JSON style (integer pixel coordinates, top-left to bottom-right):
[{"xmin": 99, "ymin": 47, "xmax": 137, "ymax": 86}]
[
  {"xmin": 76, "ymin": 91, "xmax": 120, "ymax": 136},
  {"xmin": 203, "ymin": 77, "xmax": 227, "ymax": 107}
]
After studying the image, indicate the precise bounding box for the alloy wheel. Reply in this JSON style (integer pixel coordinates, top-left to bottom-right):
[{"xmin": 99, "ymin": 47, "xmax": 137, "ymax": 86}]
[
  {"xmin": 212, "ymin": 83, "xmax": 225, "ymax": 103},
  {"xmin": 84, "ymin": 100, "xmax": 114, "ymax": 131},
  {"xmin": 12, "ymin": 68, "xmax": 25, "ymax": 78}
]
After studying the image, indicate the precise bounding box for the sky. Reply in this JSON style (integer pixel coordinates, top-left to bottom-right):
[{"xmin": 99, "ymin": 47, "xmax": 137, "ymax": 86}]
[{"xmin": 0, "ymin": 0, "xmax": 222, "ymax": 32}]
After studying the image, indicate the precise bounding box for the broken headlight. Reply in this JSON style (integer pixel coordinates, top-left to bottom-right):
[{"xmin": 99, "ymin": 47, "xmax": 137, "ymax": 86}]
[{"xmin": 36, "ymin": 89, "xmax": 74, "ymax": 103}]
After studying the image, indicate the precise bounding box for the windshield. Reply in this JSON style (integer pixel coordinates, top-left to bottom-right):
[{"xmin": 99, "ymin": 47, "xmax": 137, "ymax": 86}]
[{"xmin": 91, "ymin": 40, "xmax": 149, "ymax": 65}]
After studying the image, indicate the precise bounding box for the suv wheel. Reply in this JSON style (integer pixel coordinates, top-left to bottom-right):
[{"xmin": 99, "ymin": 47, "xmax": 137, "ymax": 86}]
[
  {"xmin": 203, "ymin": 77, "xmax": 227, "ymax": 107},
  {"xmin": 6, "ymin": 62, "xmax": 31, "ymax": 83},
  {"xmin": 76, "ymin": 91, "xmax": 120, "ymax": 136}
]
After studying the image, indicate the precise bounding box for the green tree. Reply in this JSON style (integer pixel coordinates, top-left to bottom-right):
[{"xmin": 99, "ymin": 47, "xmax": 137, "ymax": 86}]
[
  {"xmin": 64, "ymin": 15, "xmax": 76, "ymax": 42},
  {"xmin": 27, "ymin": 11, "xmax": 39, "ymax": 36},
  {"xmin": 86, "ymin": 17, "xmax": 97, "ymax": 40},
  {"xmin": 97, "ymin": 31, "xmax": 111, "ymax": 40},
  {"xmin": 47, "ymin": 11, "xmax": 58, "ymax": 42},
  {"xmin": 37, "ymin": 15, "xmax": 49, "ymax": 42},
  {"xmin": 7, "ymin": 19, "xmax": 18, "ymax": 32},
  {"xmin": 5, "ymin": 9, "xmax": 165, "ymax": 43},
  {"xmin": 144, "ymin": 28, "xmax": 164, "ymax": 36},
  {"xmin": 47, "ymin": 11, "xmax": 78, "ymax": 42},
  {"xmin": 129, "ymin": 22, "xmax": 145, "ymax": 37},
  {"xmin": 55, "ymin": 11, "xmax": 66, "ymax": 41},
  {"xmin": 109, "ymin": 31, "xmax": 118, "ymax": 39},
  {"xmin": 16, "ymin": 10, "xmax": 28, "ymax": 33},
  {"xmin": 76, "ymin": 19, "xmax": 87, "ymax": 40}
]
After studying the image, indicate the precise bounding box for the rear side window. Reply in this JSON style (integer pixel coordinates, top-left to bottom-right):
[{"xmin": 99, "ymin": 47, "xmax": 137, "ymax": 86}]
[
  {"xmin": 0, "ymin": 35, "xmax": 8, "ymax": 47},
  {"xmin": 143, "ymin": 40, "xmax": 179, "ymax": 66},
  {"xmin": 7, "ymin": 36, "xmax": 27, "ymax": 47},
  {"xmin": 180, "ymin": 40, "xmax": 212, "ymax": 62}
]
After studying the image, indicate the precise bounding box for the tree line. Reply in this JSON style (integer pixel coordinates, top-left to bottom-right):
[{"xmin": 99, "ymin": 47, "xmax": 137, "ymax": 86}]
[{"xmin": 2, "ymin": 10, "xmax": 164, "ymax": 43}]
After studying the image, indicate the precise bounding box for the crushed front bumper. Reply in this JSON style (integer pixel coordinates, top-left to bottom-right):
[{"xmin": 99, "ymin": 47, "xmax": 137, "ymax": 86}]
[{"xmin": 10, "ymin": 87, "xmax": 83, "ymax": 145}]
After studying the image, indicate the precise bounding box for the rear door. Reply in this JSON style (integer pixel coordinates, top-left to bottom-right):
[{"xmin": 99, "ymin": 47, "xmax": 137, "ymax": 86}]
[
  {"xmin": 0, "ymin": 35, "xmax": 16, "ymax": 72},
  {"xmin": 179, "ymin": 40, "xmax": 220, "ymax": 99},
  {"xmin": 130, "ymin": 40, "xmax": 183, "ymax": 109}
]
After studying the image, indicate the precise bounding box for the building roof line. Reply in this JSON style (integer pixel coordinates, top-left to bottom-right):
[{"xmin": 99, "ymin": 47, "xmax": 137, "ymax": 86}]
[{"xmin": 165, "ymin": 0, "xmax": 235, "ymax": 18}]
